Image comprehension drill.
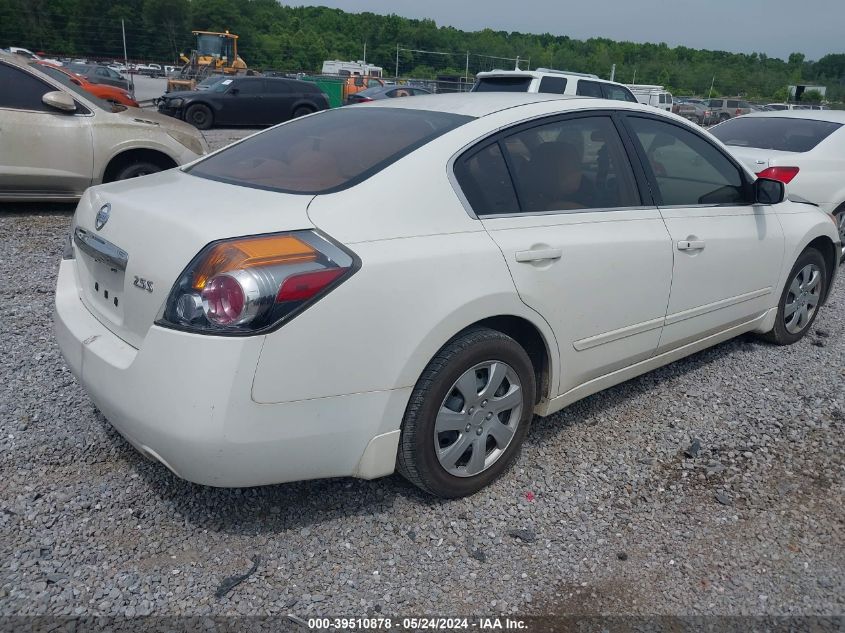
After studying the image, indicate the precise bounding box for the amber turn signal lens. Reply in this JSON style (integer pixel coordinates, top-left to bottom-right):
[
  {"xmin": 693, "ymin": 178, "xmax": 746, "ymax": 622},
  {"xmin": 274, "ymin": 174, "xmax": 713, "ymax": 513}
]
[{"xmin": 192, "ymin": 235, "xmax": 316, "ymax": 290}]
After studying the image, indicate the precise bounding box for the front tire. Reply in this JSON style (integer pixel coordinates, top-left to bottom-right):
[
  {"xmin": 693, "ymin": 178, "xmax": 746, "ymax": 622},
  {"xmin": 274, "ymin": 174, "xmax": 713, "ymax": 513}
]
[
  {"xmin": 397, "ymin": 328, "xmax": 536, "ymax": 498},
  {"xmin": 185, "ymin": 103, "xmax": 213, "ymax": 130},
  {"xmin": 834, "ymin": 207, "xmax": 845, "ymax": 263},
  {"xmin": 115, "ymin": 161, "xmax": 162, "ymax": 180},
  {"xmin": 761, "ymin": 248, "xmax": 827, "ymax": 345}
]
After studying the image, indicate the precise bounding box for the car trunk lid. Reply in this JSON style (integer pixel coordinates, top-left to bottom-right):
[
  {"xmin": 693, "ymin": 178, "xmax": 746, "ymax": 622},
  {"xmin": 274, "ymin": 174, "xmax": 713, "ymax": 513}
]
[{"xmin": 72, "ymin": 169, "xmax": 315, "ymax": 349}]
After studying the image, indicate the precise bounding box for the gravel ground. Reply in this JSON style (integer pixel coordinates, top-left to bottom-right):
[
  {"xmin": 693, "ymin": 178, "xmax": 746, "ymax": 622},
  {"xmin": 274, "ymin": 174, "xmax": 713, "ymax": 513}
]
[{"xmin": 0, "ymin": 131, "xmax": 843, "ymax": 621}]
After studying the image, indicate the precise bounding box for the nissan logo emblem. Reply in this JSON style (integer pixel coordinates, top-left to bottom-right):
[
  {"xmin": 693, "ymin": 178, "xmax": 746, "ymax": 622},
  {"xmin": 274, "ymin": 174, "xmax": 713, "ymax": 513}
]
[{"xmin": 95, "ymin": 203, "xmax": 111, "ymax": 231}]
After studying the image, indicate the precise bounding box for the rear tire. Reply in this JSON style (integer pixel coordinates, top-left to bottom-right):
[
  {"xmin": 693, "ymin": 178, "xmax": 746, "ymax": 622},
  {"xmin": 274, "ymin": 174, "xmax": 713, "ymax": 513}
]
[
  {"xmin": 719, "ymin": 113, "xmax": 730, "ymax": 122},
  {"xmin": 292, "ymin": 106, "xmax": 314, "ymax": 118},
  {"xmin": 760, "ymin": 248, "xmax": 827, "ymax": 345},
  {"xmin": 397, "ymin": 327, "xmax": 536, "ymax": 498},
  {"xmin": 114, "ymin": 161, "xmax": 162, "ymax": 180},
  {"xmin": 185, "ymin": 103, "xmax": 213, "ymax": 130}
]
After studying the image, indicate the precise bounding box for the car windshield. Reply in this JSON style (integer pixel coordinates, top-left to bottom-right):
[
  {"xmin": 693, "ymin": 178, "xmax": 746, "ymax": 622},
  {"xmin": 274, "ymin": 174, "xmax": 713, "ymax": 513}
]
[
  {"xmin": 711, "ymin": 116, "xmax": 842, "ymax": 152},
  {"xmin": 473, "ymin": 77, "xmax": 533, "ymax": 92},
  {"xmin": 30, "ymin": 62, "xmax": 120, "ymax": 112},
  {"xmin": 188, "ymin": 107, "xmax": 473, "ymax": 194}
]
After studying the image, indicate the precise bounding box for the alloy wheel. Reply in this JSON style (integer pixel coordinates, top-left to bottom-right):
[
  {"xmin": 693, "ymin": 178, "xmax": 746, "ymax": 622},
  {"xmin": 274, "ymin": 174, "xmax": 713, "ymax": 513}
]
[
  {"xmin": 784, "ymin": 263, "xmax": 822, "ymax": 334},
  {"xmin": 836, "ymin": 212, "xmax": 845, "ymax": 257},
  {"xmin": 434, "ymin": 361, "xmax": 523, "ymax": 477}
]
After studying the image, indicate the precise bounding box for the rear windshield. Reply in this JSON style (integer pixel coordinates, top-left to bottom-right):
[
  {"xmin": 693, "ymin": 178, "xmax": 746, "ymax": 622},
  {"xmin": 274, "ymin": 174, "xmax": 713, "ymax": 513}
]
[
  {"xmin": 473, "ymin": 77, "xmax": 532, "ymax": 92},
  {"xmin": 188, "ymin": 107, "xmax": 472, "ymax": 194},
  {"xmin": 711, "ymin": 116, "xmax": 842, "ymax": 152}
]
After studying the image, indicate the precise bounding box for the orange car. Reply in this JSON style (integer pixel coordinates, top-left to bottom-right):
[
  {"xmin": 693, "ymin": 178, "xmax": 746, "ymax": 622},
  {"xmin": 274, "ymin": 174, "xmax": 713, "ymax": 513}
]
[{"xmin": 35, "ymin": 61, "xmax": 139, "ymax": 107}]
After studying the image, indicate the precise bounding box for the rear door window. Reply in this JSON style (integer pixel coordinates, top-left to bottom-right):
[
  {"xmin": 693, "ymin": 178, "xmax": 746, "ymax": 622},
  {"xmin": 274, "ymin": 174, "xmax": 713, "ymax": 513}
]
[
  {"xmin": 575, "ymin": 80, "xmax": 603, "ymax": 98},
  {"xmin": 501, "ymin": 115, "xmax": 640, "ymax": 212},
  {"xmin": 189, "ymin": 107, "xmax": 471, "ymax": 194},
  {"xmin": 710, "ymin": 116, "xmax": 842, "ymax": 152},
  {"xmin": 473, "ymin": 77, "xmax": 532, "ymax": 92},
  {"xmin": 538, "ymin": 76, "xmax": 567, "ymax": 94},
  {"xmin": 726, "ymin": 100, "xmax": 739, "ymax": 109}
]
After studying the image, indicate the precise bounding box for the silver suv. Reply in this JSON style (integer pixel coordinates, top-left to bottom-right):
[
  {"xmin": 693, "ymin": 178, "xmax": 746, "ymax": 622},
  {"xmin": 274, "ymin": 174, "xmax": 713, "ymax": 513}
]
[
  {"xmin": 705, "ymin": 98, "xmax": 752, "ymax": 123},
  {"xmin": 472, "ymin": 68, "xmax": 638, "ymax": 103}
]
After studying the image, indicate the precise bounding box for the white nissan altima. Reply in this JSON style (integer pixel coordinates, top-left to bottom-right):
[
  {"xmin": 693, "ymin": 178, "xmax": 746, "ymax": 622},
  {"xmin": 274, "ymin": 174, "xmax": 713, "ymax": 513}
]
[{"xmin": 55, "ymin": 94, "xmax": 841, "ymax": 498}]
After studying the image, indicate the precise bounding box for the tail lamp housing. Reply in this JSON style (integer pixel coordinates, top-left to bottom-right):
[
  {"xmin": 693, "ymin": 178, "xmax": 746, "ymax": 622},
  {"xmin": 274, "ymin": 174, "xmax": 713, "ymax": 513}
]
[
  {"xmin": 756, "ymin": 166, "xmax": 800, "ymax": 184},
  {"xmin": 156, "ymin": 231, "xmax": 358, "ymax": 335}
]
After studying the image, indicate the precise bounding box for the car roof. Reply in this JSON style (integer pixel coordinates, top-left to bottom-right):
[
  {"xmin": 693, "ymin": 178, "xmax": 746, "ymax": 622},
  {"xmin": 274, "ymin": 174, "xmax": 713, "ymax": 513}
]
[
  {"xmin": 356, "ymin": 92, "xmax": 650, "ymax": 117},
  {"xmin": 739, "ymin": 110, "xmax": 845, "ymax": 124}
]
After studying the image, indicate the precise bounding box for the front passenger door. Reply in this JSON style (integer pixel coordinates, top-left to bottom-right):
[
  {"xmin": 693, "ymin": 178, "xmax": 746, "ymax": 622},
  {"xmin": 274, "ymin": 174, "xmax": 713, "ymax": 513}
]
[
  {"xmin": 622, "ymin": 115, "xmax": 784, "ymax": 352},
  {"xmin": 0, "ymin": 62, "xmax": 93, "ymax": 197}
]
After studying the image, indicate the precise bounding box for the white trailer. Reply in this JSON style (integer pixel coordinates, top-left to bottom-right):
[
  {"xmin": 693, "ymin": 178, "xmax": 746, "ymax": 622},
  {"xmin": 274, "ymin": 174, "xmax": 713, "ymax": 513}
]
[
  {"xmin": 321, "ymin": 60, "xmax": 383, "ymax": 78},
  {"xmin": 626, "ymin": 83, "xmax": 673, "ymax": 111}
]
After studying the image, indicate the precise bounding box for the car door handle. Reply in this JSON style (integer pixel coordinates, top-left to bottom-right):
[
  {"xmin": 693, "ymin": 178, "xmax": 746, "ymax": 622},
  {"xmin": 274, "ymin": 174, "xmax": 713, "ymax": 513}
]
[
  {"xmin": 677, "ymin": 240, "xmax": 706, "ymax": 251},
  {"xmin": 515, "ymin": 248, "xmax": 562, "ymax": 263}
]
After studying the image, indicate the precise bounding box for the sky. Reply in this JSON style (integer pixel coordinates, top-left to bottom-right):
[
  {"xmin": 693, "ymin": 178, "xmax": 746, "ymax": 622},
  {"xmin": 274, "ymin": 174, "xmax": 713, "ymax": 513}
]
[{"xmin": 288, "ymin": 0, "xmax": 843, "ymax": 61}]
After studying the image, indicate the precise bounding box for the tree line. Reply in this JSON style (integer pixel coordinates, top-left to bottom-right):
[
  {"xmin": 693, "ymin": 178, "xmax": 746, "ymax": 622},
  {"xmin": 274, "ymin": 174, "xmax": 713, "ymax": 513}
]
[{"xmin": 1, "ymin": 0, "xmax": 844, "ymax": 101}]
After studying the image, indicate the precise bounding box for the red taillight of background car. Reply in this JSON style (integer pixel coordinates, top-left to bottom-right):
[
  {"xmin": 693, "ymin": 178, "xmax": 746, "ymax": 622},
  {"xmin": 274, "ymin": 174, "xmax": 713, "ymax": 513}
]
[
  {"xmin": 158, "ymin": 231, "xmax": 357, "ymax": 335},
  {"xmin": 756, "ymin": 166, "xmax": 800, "ymax": 184}
]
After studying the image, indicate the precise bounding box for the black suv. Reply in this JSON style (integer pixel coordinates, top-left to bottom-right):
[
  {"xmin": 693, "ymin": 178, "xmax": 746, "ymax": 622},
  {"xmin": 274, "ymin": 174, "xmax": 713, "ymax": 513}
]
[{"xmin": 158, "ymin": 77, "xmax": 330, "ymax": 129}]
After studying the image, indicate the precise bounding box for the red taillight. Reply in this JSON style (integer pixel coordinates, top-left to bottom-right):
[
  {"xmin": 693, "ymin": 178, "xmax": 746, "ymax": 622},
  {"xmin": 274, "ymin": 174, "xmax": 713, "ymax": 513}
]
[
  {"xmin": 277, "ymin": 268, "xmax": 346, "ymax": 302},
  {"xmin": 158, "ymin": 231, "xmax": 356, "ymax": 335},
  {"xmin": 756, "ymin": 166, "xmax": 800, "ymax": 184}
]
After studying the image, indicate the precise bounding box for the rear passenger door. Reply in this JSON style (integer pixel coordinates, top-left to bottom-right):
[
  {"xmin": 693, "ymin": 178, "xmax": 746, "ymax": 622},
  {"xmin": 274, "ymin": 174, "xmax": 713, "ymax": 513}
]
[
  {"xmin": 454, "ymin": 113, "xmax": 673, "ymax": 397},
  {"xmin": 621, "ymin": 114, "xmax": 784, "ymax": 351}
]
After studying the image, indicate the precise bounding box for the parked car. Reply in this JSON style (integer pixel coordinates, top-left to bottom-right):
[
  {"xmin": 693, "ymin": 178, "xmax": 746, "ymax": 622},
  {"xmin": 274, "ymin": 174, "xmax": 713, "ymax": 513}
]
[
  {"xmin": 35, "ymin": 61, "xmax": 138, "ymax": 107},
  {"xmin": 67, "ymin": 63, "xmax": 130, "ymax": 91},
  {"xmin": 54, "ymin": 93, "xmax": 840, "ymax": 497},
  {"xmin": 472, "ymin": 68, "xmax": 638, "ymax": 103},
  {"xmin": 345, "ymin": 84, "xmax": 431, "ymax": 104},
  {"xmin": 711, "ymin": 110, "xmax": 845, "ymax": 259},
  {"xmin": 0, "ymin": 53, "xmax": 207, "ymax": 201},
  {"xmin": 157, "ymin": 76, "xmax": 330, "ymax": 129},
  {"xmin": 705, "ymin": 97, "xmax": 752, "ymax": 122},
  {"xmin": 134, "ymin": 63, "xmax": 163, "ymax": 78},
  {"xmin": 674, "ymin": 100, "xmax": 710, "ymax": 125}
]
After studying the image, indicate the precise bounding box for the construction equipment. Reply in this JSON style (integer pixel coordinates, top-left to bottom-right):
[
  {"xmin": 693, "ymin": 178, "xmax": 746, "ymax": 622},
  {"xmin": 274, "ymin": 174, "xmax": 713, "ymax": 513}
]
[{"xmin": 167, "ymin": 31, "xmax": 247, "ymax": 93}]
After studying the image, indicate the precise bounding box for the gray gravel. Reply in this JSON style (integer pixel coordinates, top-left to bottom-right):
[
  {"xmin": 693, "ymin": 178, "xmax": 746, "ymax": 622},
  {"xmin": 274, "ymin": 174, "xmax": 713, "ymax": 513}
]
[{"xmin": 0, "ymin": 132, "xmax": 843, "ymax": 618}]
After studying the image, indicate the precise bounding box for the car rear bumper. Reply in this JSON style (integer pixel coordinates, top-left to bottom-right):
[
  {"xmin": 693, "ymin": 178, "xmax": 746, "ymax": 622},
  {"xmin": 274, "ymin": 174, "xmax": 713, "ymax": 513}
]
[{"xmin": 54, "ymin": 259, "xmax": 409, "ymax": 487}]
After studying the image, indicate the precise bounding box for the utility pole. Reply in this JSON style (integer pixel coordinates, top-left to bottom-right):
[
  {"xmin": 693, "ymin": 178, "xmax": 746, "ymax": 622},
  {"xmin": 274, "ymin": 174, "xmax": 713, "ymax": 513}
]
[
  {"xmin": 464, "ymin": 51, "xmax": 469, "ymax": 87},
  {"xmin": 363, "ymin": 41, "xmax": 366, "ymax": 65},
  {"xmin": 708, "ymin": 75, "xmax": 715, "ymax": 99},
  {"xmin": 610, "ymin": 63, "xmax": 616, "ymax": 81},
  {"xmin": 395, "ymin": 44, "xmax": 399, "ymax": 80},
  {"xmin": 122, "ymin": 19, "xmax": 133, "ymax": 93},
  {"xmin": 632, "ymin": 68, "xmax": 637, "ymax": 84}
]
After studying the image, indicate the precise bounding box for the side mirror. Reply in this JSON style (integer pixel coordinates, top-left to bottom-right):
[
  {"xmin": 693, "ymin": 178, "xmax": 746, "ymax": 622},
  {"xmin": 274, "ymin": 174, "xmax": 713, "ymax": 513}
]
[
  {"xmin": 753, "ymin": 177, "xmax": 785, "ymax": 205},
  {"xmin": 42, "ymin": 91, "xmax": 77, "ymax": 112}
]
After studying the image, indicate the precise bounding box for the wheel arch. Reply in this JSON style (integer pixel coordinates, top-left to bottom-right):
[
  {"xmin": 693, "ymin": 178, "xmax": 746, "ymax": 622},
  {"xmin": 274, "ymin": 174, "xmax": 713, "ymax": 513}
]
[
  {"xmin": 102, "ymin": 148, "xmax": 178, "ymax": 183},
  {"xmin": 805, "ymin": 235, "xmax": 838, "ymax": 303},
  {"xmin": 413, "ymin": 313, "xmax": 558, "ymax": 408}
]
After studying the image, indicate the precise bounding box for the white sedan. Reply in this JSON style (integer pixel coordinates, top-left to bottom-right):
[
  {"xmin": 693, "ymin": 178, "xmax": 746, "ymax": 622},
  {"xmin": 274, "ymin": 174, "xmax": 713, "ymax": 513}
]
[
  {"xmin": 55, "ymin": 94, "xmax": 841, "ymax": 497},
  {"xmin": 710, "ymin": 110, "xmax": 845, "ymax": 259}
]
